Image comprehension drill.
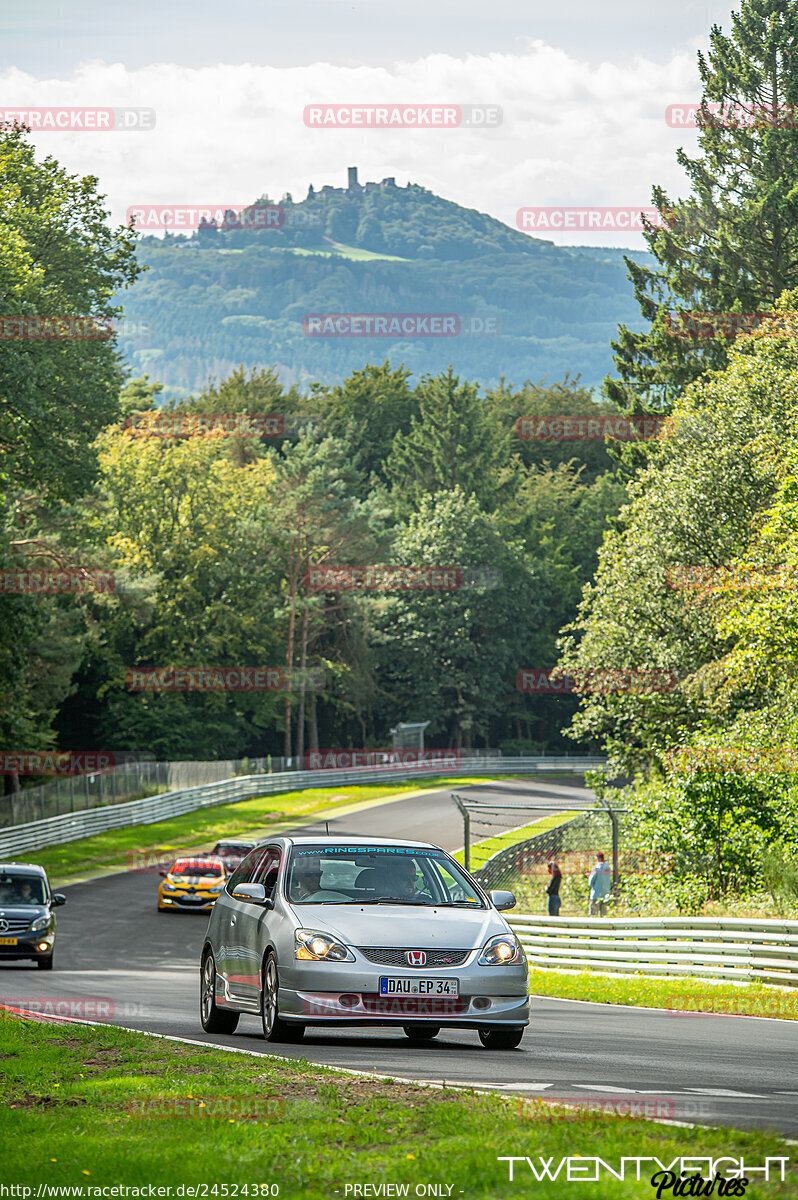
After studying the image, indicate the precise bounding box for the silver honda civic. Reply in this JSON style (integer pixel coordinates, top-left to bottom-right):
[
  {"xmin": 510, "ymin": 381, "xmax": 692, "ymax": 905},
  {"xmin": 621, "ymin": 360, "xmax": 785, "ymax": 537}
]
[{"xmin": 200, "ymin": 835, "xmax": 529, "ymax": 1049}]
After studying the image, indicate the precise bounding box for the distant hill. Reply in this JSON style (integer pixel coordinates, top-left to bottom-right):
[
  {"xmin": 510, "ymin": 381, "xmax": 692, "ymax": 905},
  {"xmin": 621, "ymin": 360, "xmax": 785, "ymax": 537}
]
[{"xmin": 119, "ymin": 172, "xmax": 655, "ymax": 396}]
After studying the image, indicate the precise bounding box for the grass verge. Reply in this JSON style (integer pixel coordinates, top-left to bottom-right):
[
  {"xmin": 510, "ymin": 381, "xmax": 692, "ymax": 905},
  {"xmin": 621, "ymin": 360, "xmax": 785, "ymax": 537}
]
[
  {"xmin": 529, "ymin": 969, "xmax": 798, "ymax": 1020},
  {"xmin": 1, "ymin": 1012, "xmax": 794, "ymax": 1197},
  {"xmin": 21, "ymin": 776, "xmax": 492, "ymax": 886},
  {"xmin": 452, "ymin": 810, "xmax": 581, "ymax": 871}
]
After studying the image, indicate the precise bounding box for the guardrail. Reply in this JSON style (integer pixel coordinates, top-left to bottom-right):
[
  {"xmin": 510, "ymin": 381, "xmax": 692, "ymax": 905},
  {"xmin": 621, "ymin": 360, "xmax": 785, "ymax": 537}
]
[
  {"xmin": 508, "ymin": 914, "xmax": 798, "ymax": 988},
  {"xmin": 0, "ymin": 756, "xmax": 604, "ymax": 859}
]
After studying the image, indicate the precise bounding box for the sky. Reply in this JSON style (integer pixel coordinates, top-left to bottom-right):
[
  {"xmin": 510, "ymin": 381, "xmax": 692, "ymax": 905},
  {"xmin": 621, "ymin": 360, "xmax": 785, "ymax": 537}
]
[{"xmin": 1, "ymin": 1, "xmax": 738, "ymax": 247}]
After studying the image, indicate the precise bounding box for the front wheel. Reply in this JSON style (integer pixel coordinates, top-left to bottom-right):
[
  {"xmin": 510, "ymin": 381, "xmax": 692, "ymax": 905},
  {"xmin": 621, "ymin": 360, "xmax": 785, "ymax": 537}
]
[
  {"xmin": 261, "ymin": 952, "xmax": 304, "ymax": 1043},
  {"xmin": 403, "ymin": 1024, "xmax": 440, "ymax": 1041},
  {"xmin": 478, "ymin": 1026, "xmax": 524, "ymax": 1050},
  {"xmin": 200, "ymin": 951, "xmax": 239, "ymax": 1033}
]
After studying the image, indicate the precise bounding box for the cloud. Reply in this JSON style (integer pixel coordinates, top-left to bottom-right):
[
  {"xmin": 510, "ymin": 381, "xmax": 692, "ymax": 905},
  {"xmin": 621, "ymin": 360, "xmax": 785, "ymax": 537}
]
[{"xmin": 1, "ymin": 43, "xmax": 703, "ymax": 246}]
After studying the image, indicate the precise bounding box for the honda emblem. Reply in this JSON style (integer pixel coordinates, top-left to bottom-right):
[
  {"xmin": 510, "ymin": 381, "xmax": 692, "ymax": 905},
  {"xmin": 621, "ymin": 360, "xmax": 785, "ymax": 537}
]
[{"xmin": 406, "ymin": 950, "xmax": 427, "ymax": 967}]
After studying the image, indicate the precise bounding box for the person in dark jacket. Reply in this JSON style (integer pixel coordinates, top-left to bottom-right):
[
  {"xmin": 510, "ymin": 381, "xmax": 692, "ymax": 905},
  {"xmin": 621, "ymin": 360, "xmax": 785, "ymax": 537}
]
[{"xmin": 546, "ymin": 861, "xmax": 562, "ymax": 916}]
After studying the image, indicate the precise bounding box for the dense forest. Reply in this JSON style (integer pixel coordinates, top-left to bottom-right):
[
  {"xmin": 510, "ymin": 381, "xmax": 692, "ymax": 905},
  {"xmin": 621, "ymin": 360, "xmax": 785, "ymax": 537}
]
[{"xmin": 6, "ymin": 0, "xmax": 798, "ymax": 912}]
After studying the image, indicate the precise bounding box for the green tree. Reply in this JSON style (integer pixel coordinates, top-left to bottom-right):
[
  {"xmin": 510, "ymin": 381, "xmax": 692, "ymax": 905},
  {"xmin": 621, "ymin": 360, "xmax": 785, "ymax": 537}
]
[
  {"xmin": 607, "ymin": 0, "xmax": 798, "ymax": 413},
  {"xmin": 375, "ymin": 489, "xmax": 543, "ymax": 748},
  {"xmin": 0, "ymin": 125, "xmax": 141, "ymax": 501},
  {"xmin": 386, "ymin": 367, "xmax": 513, "ymax": 513}
]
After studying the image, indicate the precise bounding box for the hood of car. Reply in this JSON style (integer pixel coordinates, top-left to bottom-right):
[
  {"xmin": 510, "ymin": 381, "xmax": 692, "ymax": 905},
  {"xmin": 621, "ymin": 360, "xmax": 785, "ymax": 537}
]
[
  {"xmin": 168, "ymin": 875, "xmax": 222, "ymax": 887},
  {"xmin": 288, "ymin": 903, "xmax": 509, "ymax": 949},
  {"xmin": 0, "ymin": 904, "xmax": 48, "ymax": 917}
]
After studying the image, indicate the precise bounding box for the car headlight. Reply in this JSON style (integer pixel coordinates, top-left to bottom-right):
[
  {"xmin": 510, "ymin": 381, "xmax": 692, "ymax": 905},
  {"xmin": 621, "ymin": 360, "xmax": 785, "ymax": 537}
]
[
  {"xmin": 161, "ymin": 881, "xmax": 177, "ymax": 891},
  {"xmin": 30, "ymin": 916, "xmax": 49, "ymax": 932},
  {"xmin": 295, "ymin": 929, "xmax": 354, "ymax": 962},
  {"xmin": 478, "ymin": 934, "xmax": 524, "ymax": 966}
]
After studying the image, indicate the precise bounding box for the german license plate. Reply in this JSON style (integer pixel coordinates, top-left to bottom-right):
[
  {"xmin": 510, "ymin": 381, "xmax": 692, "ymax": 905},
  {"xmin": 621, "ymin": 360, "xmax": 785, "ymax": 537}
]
[
  {"xmin": 0, "ymin": 937, "xmax": 18, "ymax": 945},
  {"xmin": 379, "ymin": 977, "xmax": 459, "ymax": 996}
]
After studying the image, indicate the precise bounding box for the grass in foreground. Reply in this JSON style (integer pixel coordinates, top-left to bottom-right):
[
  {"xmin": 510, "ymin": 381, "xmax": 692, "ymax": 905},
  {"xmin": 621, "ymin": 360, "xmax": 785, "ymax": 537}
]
[
  {"xmin": 25, "ymin": 776, "xmax": 492, "ymax": 885},
  {"xmin": 1, "ymin": 1012, "xmax": 794, "ymax": 1197},
  {"xmin": 529, "ymin": 969, "xmax": 798, "ymax": 1020}
]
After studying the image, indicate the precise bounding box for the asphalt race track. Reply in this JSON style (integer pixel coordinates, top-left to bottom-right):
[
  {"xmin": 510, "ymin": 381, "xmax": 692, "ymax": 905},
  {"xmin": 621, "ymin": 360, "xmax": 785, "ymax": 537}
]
[{"xmin": 3, "ymin": 779, "xmax": 798, "ymax": 1136}]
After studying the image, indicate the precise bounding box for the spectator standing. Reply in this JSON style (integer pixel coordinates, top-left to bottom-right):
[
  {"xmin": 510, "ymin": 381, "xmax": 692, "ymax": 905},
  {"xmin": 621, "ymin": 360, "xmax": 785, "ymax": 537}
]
[
  {"xmin": 588, "ymin": 852, "xmax": 612, "ymax": 917},
  {"xmin": 546, "ymin": 861, "xmax": 562, "ymax": 916}
]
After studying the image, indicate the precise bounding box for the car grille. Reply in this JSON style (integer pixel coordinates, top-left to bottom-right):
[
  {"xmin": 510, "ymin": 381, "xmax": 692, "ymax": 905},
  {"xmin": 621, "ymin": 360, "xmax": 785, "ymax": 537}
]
[
  {"xmin": 358, "ymin": 947, "xmax": 471, "ymax": 968},
  {"xmin": 0, "ymin": 918, "xmax": 34, "ymax": 934},
  {"xmin": 361, "ymin": 994, "xmax": 469, "ymax": 1016}
]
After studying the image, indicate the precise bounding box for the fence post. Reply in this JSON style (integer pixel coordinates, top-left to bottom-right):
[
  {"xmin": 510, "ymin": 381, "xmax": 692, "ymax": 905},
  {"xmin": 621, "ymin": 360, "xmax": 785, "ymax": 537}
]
[{"xmin": 452, "ymin": 793, "xmax": 471, "ymax": 873}]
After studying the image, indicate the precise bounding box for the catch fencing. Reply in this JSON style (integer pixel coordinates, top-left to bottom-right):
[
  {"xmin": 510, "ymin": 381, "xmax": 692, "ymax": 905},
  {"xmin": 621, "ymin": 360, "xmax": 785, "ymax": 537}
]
[
  {"xmin": 0, "ymin": 755, "xmax": 604, "ymax": 859},
  {"xmin": 508, "ymin": 914, "xmax": 798, "ymax": 988}
]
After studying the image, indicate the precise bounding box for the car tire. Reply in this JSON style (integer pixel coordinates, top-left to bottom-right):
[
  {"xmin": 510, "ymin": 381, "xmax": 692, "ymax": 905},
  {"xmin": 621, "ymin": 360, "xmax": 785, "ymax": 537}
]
[
  {"xmin": 36, "ymin": 955, "xmax": 53, "ymax": 970},
  {"xmin": 200, "ymin": 951, "xmax": 239, "ymax": 1033},
  {"xmin": 261, "ymin": 952, "xmax": 304, "ymax": 1043},
  {"xmin": 402, "ymin": 1024, "xmax": 440, "ymax": 1041},
  {"xmin": 478, "ymin": 1026, "xmax": 524, "ymax": 1050}
]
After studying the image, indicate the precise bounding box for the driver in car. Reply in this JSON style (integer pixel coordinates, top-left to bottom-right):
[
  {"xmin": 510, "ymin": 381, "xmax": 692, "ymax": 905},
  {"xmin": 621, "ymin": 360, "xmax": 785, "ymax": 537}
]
[
  {"xmin": 381, "ymin": 857, "xmax": 431, "ymax": 902},
  {"xmin": 289, "ymin": 857, "xmax": 344, "ymax": 903},
  {"xmin": 14, "ymin": 880, "xmax": 36, "ymax": 904}
]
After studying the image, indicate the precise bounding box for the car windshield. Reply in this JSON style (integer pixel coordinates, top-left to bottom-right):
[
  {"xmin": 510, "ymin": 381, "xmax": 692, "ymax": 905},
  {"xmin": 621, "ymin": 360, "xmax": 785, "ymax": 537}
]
[
  {"xmin": 214, "ymin": 844, "xmax": 249, "ymax": 855},
  {"xmin": 0, "ymin": 872, "xmax": 47, "ymax": 904},
  {"xmin": 170, "ymin": 860, "xmax": 223, "ymax": 877},
  {"xmin": 286, "ymin": 845, "xmax": 485, "ymax": 907}
]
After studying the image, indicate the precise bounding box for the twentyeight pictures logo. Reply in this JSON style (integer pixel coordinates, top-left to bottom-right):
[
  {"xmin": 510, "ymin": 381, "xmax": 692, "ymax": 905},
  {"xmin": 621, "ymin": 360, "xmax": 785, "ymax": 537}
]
[
  {"xmin": 303, "ymin": 104, "xmax": 501, "ymax": 128},
  {"xmin": 1, "ymin": 108, "xmax": 155, "ymax": 131}
]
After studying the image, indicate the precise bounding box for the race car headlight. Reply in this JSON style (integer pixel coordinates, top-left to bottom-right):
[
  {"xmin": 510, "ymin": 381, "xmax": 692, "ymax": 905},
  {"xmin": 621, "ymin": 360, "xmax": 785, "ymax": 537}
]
[
  {"xmin": 478, "ymin": 934, "xmax": 524, "ymax": 966},
  {"xmin": 30, "ymin": 916, "xmax": 50, "ymax": 932},
  {"xmin": 161, "ymin": 881, "xmax": 177, "ymax": 891},
  {"xmin": 295, "ymin": 929, "xmax": 354, "ymax": 962},
  {"xmin": 207, "ymin": 881, "xmax": 225, "ymax": 891}
]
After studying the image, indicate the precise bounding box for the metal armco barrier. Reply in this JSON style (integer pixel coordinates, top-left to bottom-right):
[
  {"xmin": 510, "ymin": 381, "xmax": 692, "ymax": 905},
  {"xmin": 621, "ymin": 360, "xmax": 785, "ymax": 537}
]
[
  {"xmin": 508, "ymin": 914, "xmax": 798, "ymax": 988},
  {"xmin": 0, "ymin": 756, "xmax": 604, "ymax": 858}
]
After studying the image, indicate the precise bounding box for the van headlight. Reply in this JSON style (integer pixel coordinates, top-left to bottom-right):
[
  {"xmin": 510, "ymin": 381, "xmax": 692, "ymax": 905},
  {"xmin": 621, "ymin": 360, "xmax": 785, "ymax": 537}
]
[
  {"xmin": 295, "ymin": 929, "xmax": 354, "ymax": 962},
  {"xmin": 478, "ymin": 934, "xmax": 524, "ymax": 965},
  {"xmin": 30, "ymin": 916, "xmax": 50, "ymax": 932}
]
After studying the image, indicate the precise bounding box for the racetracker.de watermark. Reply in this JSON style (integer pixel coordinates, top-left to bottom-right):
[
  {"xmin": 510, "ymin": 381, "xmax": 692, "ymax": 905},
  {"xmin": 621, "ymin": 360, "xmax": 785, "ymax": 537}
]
[
  {"xmin": 302, "ymin": 314, "xmax": 498, "ymax": 337},
  {"xmin": 304, "ymin": 565, "xmax": 462, "ymax": 591},
  {"xmin": 1, "ymin": 107, "xmax": 155, "ymax": 131},
  {"xmin": 0, "ymin": 569, "xmax": 114, "ymax": 594},
  {"xmin": 126, "ymin": 1096, "xmax": 284, "ymax": 1119},
  {"xmin": 0, "ymin": 316, "xmax": 115, "ymax": 340},
  {"xmin": 125, "ymin": 204, "xmax": 320, "ymax": 232},
  {"xmin": 0, "ymin": 997, "xmax": 144, "ymax": 1020},
  {"xmin": 303, "ymin": 103, "xmax": 501, "ymax": 128},
  {"xmin": 0, "ymin": 752, "xmax": 114, "ymax": 775},
  {"xmin": 666, "ymin": 101, "xmax": 798, "ymax": 128},
  {"xmin": 122, "ymin": 413, "xmax": 286, "ymax": 438},
  {"xmin": 516, "ymin": 206, "xmax": 687, "ymax": 233},
  {"xmin": 302, "ymin": 748, "xmax": 462, "ymax": 769},
  {"xmin": 125, "ymin": 667, "xmax": 325, "ymax": 692},
  {"xmin": 515, "ymin": 415, "xmax": 667, "ymax": 441},
  {"xmin": 516, "ymin": 668, "xmax": 677, "ymax": 694},
  {"xmin": 665, "ymin": 311, "xmax": 798, "ymax": 339}
]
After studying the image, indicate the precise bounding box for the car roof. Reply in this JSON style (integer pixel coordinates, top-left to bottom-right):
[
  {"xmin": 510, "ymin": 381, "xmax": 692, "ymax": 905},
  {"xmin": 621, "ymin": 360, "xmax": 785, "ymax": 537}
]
[
  {"xmin": 172, "ymin": 856, "xmax": 224, "ymax": 867},
  {"xmin": 284, "ymin": 835, "xmax": 438, "ymax": 849},
  {"xmin": 0, "ymin": 862, "xmax": 48, "ymax": 876}
]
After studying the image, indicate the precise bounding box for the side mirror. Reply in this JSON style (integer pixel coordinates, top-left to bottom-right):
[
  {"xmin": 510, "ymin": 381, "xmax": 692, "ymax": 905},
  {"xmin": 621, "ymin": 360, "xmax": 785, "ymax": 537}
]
[
  {"xmin": 232, "ymin": 882, "xmax": 273, "ymax": 907},
  {"xmin": 159, "ymin": 868, "xmax": 168, "ymax": 877},
  {"xmin": 489, "ymin": 889, "xmax": 516, "ymax": 911},
  {"xmin": 51, "ymin": 893, "xmax": 67, "ymax": 907}
]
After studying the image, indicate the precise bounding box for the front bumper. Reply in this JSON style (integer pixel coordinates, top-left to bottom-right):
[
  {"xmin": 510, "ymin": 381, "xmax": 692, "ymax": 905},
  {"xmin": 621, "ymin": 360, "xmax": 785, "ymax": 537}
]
[
  {"xmin": 159, "ymin": 890, "xmax": 221, "ymax": 911},
  {"xmin": 276, "ymin": 954, "xmax": 530, "ymax": 1028},
  {"xmin": 0, "ymin": 933, "xmax": 54, "ymax": 961}
]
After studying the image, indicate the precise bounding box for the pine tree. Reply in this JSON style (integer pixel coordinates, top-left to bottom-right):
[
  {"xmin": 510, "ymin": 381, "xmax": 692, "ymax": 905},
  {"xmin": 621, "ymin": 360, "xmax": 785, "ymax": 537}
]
[{"xmin": 608, "ymin": 0, "xmax": 798, "ymax": 413}]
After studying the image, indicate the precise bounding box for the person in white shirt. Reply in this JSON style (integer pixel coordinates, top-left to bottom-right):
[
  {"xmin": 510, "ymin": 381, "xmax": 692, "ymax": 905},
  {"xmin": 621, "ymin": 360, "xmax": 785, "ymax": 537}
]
[{"xmin": 588, "ymin": 852, "xmax": 612, "ymax": 917}]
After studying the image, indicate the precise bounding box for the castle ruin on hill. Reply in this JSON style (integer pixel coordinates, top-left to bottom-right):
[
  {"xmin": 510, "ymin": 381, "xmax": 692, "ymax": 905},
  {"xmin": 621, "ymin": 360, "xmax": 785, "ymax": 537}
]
[{"xmin": 306, "ymin": 166, "xmax": 400, "ymax": 200}]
